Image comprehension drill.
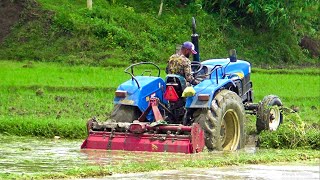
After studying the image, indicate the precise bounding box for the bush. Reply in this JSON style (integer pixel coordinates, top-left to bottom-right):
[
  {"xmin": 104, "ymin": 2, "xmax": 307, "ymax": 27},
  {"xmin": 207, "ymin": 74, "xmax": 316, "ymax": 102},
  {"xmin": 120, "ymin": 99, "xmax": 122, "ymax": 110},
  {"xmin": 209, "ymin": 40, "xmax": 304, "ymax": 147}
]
[
  {"xmin": 306, "ymin": 128, "xmax": 320, "ymax": 149},
  {"xmin": 0, "ymin": 0, "xmax": 318, "ymax": 66},
  {"xmin": 258, "ymin": 110, "xmax": 319, "ymax": 149}
]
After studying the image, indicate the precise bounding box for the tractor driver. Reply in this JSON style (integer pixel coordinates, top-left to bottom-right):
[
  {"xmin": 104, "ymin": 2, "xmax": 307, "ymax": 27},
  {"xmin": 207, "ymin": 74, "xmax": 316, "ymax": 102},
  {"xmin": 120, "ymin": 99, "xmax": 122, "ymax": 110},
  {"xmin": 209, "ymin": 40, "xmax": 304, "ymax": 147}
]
[{"xmin": 166, "ymin": 41, "xmax": 200, "ymax": 86}]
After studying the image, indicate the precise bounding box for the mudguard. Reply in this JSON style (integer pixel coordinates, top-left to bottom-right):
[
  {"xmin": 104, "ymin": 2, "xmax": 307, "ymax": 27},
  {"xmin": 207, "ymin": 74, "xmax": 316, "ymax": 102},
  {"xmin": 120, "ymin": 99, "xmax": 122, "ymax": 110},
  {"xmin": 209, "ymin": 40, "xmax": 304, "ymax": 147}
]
[
  {"xmin": 114, "ymin": 76, "xmax": 166, "ymax": 121},
  {"xmin": 185, "ymin": 79, "xmax": 236, "ymax": 108}
]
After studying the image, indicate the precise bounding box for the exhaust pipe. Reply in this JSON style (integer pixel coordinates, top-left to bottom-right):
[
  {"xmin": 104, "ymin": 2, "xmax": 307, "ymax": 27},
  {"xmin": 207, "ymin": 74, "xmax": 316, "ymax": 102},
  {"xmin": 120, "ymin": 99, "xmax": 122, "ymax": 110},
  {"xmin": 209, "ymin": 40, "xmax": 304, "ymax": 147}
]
[{"xmin": 191, "ymin": 17, "xmax": 200, "ymax": 62}]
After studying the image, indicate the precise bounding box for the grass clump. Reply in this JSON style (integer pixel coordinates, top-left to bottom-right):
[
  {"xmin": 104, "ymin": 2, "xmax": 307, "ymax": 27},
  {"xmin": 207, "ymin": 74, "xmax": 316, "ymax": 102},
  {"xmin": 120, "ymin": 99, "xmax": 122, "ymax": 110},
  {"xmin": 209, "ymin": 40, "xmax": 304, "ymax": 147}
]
[
  {"xmin": 0, "ymin": 116, "xmax": 87, "ymax": 139},
  {"xmin": 258, "ymin": 109, "xmax": 320, "ymax": 150}
]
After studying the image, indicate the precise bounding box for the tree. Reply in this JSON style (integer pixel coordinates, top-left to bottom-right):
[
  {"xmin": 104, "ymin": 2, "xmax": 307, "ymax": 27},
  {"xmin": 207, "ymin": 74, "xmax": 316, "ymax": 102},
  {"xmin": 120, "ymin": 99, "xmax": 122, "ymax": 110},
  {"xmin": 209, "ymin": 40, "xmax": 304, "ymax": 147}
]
[{"xmin": 87, "ymin": 0, "xmax": 92, "ymax": 10}]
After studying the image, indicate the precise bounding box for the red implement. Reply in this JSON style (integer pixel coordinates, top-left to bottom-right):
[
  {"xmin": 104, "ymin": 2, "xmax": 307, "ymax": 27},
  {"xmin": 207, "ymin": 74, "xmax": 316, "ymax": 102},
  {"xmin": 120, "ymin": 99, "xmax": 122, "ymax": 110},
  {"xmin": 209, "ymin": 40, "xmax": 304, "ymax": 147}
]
[{"xmin": 81, "ymin": 123, "xmax": 205, "ymax": 154}]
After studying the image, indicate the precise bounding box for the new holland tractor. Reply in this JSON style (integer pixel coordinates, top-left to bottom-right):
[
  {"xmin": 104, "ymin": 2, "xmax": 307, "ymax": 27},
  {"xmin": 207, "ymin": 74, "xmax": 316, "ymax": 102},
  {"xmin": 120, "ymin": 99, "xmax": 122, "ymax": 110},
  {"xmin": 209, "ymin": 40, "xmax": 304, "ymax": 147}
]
[{"xmin": 81, "ymin": 18, "xmax": 283, "ymax": 153}]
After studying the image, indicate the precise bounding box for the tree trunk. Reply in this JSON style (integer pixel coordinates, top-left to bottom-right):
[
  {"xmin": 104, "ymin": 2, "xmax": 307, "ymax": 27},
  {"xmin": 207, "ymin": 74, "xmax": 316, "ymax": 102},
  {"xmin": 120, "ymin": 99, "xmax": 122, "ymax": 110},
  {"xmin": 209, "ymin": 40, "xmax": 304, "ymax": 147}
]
[
  {"xmin": 158, "ymin": 0, "xmax": 164, "ymax": 16},
  {"xmin": 87, "ymin": 0, "xmax": 92, "ymax": 10}
]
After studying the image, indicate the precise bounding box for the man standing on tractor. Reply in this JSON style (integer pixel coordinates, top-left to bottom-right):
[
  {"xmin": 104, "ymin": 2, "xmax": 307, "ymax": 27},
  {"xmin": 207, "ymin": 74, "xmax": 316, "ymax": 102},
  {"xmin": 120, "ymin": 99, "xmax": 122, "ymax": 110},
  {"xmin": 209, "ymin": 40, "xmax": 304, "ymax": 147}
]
[{"xmin": 166, "ymin": 41, "xmax": 199, "ymax": 85}]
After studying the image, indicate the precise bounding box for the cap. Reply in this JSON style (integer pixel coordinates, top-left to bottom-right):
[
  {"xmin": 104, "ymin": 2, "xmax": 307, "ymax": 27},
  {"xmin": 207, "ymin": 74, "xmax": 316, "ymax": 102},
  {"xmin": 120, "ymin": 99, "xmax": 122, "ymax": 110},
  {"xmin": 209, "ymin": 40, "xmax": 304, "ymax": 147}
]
[{"xmin": 182, "ymin": 41, "xmax": 197, "ymax": 54}]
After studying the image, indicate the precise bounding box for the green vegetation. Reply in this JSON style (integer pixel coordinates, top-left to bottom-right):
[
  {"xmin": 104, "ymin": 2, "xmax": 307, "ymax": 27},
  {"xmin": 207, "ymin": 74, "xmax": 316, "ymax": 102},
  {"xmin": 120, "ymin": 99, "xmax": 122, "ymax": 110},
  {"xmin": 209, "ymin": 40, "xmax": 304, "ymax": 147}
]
[
  {"xmin": 0, "ymin": 61, "xmax": 165, "ymax": 138},
  {"xmin": 0, "ymin": 60, "xmax": 319, "ymax": 148},
  {"xmin": 0, "ymin": 1, "xmax": 319, "ymax": 179},
  {"xmin": 201, "ymin": 0, "xmax": 319, "ymax": 31},
  {"xmin": 1, "ymin": 149, "xmax": 319, "ymax": 180},
  {"xmin": 258, "ymin": 111, "xmax": 319, "ymax": 149},
  {"xmin": 0, "ymin": 0, "xmax": 319, "ymax": 67}
]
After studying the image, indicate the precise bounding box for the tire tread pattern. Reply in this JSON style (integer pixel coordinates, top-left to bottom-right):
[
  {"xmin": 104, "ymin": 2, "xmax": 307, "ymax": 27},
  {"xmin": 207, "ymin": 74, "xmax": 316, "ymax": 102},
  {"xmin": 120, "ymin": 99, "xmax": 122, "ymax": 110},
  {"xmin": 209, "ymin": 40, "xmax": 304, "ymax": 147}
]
[{"xmin": 194, "ymin": 90, "xmax": 246, "ymax": 151}]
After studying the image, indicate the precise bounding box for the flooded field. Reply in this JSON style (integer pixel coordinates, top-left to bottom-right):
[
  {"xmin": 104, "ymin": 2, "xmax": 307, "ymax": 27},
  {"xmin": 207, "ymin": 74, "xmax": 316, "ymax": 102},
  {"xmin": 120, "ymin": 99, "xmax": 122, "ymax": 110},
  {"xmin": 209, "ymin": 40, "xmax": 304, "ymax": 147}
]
[
  {"xmin": 0, "ymin": 135, "xmax": 202, "ymax": 174},
  {"xmin": 0, "ymin": 135, "xmax": 85, "ymax": 174},
  {"xmin": 0, "ymin": 135, "xmax": 319, "ymax": 180},
  {"xmin": 94, "ymin": 165, "xmax": 320, "ymax": 180}
]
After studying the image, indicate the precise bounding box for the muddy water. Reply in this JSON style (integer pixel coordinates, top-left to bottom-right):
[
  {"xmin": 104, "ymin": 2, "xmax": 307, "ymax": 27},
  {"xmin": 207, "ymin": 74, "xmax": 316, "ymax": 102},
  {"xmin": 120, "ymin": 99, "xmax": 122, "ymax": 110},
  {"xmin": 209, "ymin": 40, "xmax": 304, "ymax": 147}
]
[
  {"xmin": 95, "ymin": 165, "xmax": 320, "ymax": 180},
  {"xmin": 0, "ymin": 135, "xmax": 319, "ymax": 180},
  {"xmin": 0, "ymin": 135, "xmax": 255, "ymax": 175},
  {"xmin": 0, "ymin": 135, "xmax": 195, "ymax": 174},
  {"xmin": 0, "ymin": 135, "xmax": 86, "ymax": 173}
]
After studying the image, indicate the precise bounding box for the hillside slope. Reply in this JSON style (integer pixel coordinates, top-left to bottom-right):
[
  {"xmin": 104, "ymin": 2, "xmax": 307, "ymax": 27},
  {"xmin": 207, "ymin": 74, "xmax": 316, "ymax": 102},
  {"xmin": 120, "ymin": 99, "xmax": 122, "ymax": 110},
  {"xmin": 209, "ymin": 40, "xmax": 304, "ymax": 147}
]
[
  {"xmin": 0, "ymin": 0, "xmax": 24, "ymax": 42},
  {"xmin": 0, "ymin": 0, "xmax": 318, "ymax": 67}
]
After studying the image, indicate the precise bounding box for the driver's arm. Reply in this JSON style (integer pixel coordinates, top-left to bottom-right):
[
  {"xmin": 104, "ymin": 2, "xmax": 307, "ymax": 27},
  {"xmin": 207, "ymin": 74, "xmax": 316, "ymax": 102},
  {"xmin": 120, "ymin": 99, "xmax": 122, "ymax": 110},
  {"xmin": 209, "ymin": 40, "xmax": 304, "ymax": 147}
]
[{"xmin": 183, "ymin": 60, "xmax": 199, "ymax": 85}]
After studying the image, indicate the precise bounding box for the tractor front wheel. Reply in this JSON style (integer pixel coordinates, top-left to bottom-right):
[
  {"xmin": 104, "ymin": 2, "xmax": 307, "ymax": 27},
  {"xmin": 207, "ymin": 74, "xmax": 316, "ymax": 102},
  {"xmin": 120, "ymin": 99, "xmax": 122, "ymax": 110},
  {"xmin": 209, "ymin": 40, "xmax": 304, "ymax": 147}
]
[
  {"xmin": 256, "ymin": 95, "xmax": 283, "ymax": 133},
  {"xmin": 194, "ymin": 90, "xmax": 245, "ymax": 151}
]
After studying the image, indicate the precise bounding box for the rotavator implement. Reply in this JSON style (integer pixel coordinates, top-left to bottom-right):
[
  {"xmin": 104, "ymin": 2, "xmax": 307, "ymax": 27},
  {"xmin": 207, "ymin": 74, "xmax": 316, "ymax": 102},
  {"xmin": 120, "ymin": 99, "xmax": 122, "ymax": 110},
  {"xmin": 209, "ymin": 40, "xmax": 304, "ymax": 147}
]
[{"xmin": 81, "ymin": 18, "xmax": 283, "ymax": 153}]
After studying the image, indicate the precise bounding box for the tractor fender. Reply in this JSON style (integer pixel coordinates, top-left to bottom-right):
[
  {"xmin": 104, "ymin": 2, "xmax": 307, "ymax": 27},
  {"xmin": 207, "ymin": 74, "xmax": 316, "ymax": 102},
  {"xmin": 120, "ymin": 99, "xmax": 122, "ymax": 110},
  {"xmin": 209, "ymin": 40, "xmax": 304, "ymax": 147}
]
[
  {"xmin": 185, "ymin": 79, "xmax": 236, "ymax": 108},
  {"xmin": 114, "ymin": 76, "xmax": 167, "ymax": 121}
]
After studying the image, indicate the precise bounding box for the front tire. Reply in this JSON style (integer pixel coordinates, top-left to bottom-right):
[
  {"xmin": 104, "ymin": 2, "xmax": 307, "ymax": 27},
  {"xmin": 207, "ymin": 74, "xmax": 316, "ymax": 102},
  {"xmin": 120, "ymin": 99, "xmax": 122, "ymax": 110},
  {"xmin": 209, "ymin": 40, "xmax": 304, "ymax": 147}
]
[
  {"xmin": 256, "ymin": 95, "xmax": 283, "ymax": 133},
  {"xmin": 194, "ymin": 90, "xmax": 246, "ymax": 151}
]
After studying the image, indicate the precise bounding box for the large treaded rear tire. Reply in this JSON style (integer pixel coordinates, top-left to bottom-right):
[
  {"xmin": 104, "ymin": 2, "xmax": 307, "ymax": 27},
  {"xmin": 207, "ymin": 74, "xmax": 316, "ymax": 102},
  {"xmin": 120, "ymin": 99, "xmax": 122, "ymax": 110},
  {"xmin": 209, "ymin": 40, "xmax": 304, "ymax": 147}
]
[
  {"xmin": 194, "ymin": 90, "xmax": 246, "ymax": 151},
  {"xmin": 256, "ymin": 95, "xmax": 283, "ymax": 133},
  {"xmin": 110, "ymin": 104, "xmax": 141, "ymax": 123}
]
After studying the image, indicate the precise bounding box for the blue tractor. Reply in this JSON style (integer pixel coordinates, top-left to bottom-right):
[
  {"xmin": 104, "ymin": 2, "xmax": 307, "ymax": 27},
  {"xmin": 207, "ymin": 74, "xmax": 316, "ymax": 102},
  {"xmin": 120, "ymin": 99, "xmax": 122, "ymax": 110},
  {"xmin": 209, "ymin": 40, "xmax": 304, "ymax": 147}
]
[{"xmin": 82, "ymin": 18, "xmax": 283, "ymax": 153}]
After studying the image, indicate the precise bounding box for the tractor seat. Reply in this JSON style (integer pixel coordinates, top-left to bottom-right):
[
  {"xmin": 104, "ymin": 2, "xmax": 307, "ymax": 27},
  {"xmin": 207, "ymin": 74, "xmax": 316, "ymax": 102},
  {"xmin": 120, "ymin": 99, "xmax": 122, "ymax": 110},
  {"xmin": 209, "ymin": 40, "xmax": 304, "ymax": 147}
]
[
  {"xmin": 166, "ymin": 82, "xmax": 179, "ymax": 86},
  {"xmin": 165, "ymin": 74, "xmax": 187, "ymax": 97}
]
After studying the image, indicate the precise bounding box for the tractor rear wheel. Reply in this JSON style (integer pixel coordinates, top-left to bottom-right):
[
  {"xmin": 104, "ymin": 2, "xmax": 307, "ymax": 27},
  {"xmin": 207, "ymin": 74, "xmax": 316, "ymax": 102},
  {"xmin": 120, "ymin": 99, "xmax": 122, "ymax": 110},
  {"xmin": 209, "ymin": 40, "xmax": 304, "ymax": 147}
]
[
  {"xmin": 110, "ymin": 104, "xmax": 141, "ymax": 123},
  {"xmin": 194, "ymin": 90, "xmax": 245, "ymax": 151},
  {"xmin": 256, "ymin": 95, "xmax": 283, "ymax": 133}
]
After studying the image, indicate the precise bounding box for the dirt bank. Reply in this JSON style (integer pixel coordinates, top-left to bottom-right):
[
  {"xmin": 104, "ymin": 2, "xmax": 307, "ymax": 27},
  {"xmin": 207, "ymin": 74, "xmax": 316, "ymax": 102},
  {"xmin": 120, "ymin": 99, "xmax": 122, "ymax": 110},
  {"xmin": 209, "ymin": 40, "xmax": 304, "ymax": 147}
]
[{"xmin": 0, "ymin": 0, "xmax": 27, "ymax": 42}]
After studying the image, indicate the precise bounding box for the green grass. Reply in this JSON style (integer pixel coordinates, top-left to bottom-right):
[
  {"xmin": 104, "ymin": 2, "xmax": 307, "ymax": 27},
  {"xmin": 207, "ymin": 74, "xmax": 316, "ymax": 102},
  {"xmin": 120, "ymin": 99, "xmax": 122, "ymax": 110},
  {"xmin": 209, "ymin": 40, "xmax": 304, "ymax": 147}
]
[
  {"xmin": 252, "ymin": 73, "xmax": 319, "ymax": 101},
  {"xmin": 0, "ymin": 60, "xmax": 168, "ymax": 138},
  {"xmin": 0, "ymin": 60, "xmax": 166, "ymax": 87},
  {"xmin": 0, "ymin": 60, "xmax": 319, "ymax": 140},
  {"xmin": 252, "ymin": 73, "xmax": 320, "ymax": 123},
  {"xmin": 0, "ymin": 60, "xmax": 319, "ymax": 150},
  {"xmin": 0, "ymin": 61, "xmax": 125, "ymax": 87},
  {"xmin": 0, "ymin": 60, "xmax": 319, "ymax": 179}
]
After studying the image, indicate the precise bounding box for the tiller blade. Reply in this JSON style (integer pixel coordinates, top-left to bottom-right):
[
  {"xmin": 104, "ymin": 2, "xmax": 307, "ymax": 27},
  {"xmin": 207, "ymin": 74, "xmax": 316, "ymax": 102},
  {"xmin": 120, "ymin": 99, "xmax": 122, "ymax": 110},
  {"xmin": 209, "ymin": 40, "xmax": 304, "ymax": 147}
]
[{"xmin": 81, "ymin": 121, "xmax": 205, "ymax": 154}]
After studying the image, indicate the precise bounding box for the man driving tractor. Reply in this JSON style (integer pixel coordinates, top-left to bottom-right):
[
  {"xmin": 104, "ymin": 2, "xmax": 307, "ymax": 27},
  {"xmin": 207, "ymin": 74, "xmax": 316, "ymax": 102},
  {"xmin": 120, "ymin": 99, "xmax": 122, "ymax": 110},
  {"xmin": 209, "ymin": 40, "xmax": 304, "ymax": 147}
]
[{"xmin": 166, "ymin": 41, "xmax": 200, "ymax": 86}]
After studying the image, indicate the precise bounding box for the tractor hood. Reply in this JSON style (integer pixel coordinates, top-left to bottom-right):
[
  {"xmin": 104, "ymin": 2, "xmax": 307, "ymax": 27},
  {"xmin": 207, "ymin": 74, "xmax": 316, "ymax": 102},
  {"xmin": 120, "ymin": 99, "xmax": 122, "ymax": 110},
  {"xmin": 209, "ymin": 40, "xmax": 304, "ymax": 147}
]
[
  {"xmin": 185, "ymin": 58, "xmax": 251, "ymax": 108},
  {"xmin": 201, "ymin": 58, "xmax": 251, "ymax": 77}
]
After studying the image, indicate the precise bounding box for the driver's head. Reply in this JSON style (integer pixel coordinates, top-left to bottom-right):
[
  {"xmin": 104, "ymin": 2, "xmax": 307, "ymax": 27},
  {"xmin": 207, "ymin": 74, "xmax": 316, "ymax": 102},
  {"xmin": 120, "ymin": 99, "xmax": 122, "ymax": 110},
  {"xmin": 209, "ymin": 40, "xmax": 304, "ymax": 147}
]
[{"xmin": 181, "ymin": 41, "xmax": 197, "ymax": 58}]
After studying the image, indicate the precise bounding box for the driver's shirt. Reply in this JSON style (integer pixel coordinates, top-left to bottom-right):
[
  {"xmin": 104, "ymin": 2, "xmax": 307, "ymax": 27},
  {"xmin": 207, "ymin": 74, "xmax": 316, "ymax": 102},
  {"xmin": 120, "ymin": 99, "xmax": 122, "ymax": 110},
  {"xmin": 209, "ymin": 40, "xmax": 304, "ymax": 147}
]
[{"xmin": 166, "ymin": 53, "xmax": 197, "ymax": 85}]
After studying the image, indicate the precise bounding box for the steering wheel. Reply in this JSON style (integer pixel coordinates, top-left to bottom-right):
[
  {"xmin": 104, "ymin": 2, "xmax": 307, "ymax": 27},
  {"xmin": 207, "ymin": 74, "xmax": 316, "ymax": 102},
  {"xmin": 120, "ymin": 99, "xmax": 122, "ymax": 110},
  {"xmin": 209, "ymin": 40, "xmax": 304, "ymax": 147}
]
[{"xmin": 191, "ymin": 61, "xmax": 203, "ymax": 74}]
